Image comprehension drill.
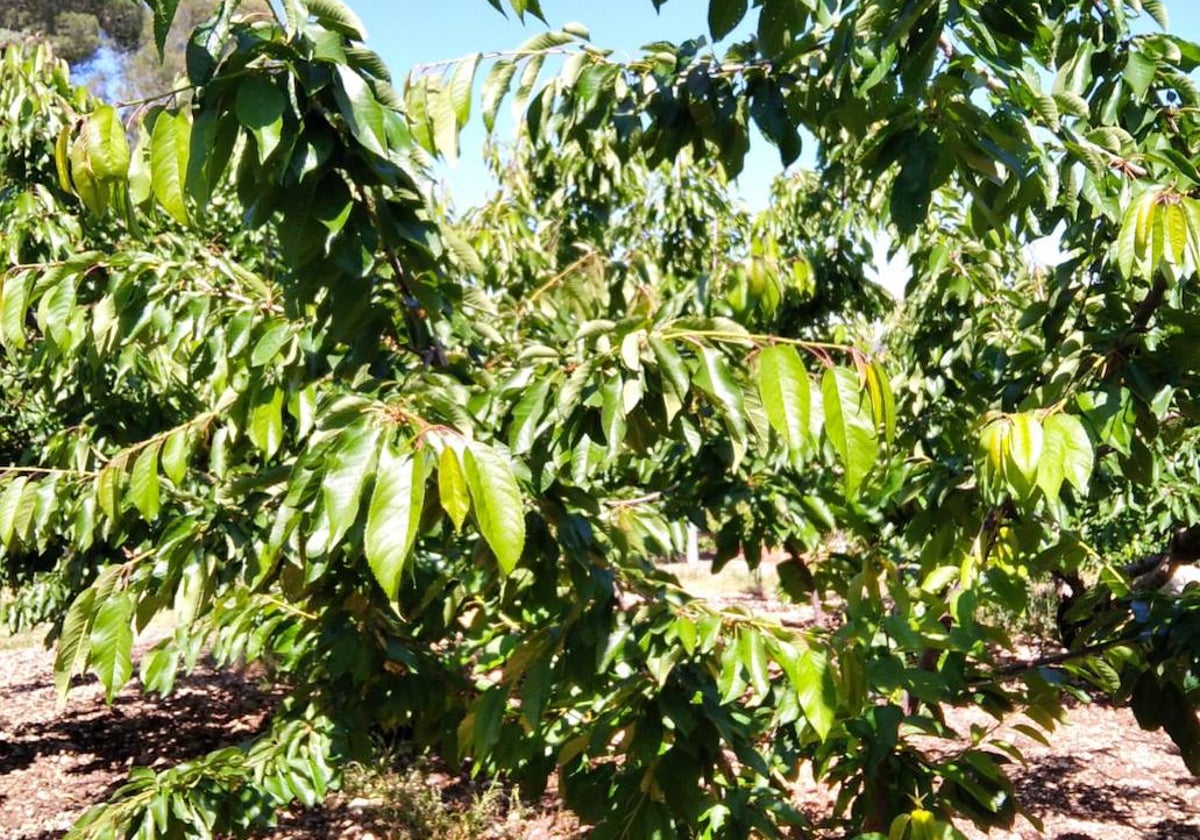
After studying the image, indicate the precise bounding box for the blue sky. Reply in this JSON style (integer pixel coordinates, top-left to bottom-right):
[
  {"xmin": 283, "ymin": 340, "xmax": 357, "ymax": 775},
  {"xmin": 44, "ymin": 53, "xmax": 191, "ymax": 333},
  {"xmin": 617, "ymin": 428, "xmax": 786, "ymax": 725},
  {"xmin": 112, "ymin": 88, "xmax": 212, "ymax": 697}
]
[
  {"xmin": 347, "ymin": 0, "xmax": 1200, "ymax": 211},
  {"xmin": 349, "ymin": 1, "xmax": 767, "ymax": 207}
]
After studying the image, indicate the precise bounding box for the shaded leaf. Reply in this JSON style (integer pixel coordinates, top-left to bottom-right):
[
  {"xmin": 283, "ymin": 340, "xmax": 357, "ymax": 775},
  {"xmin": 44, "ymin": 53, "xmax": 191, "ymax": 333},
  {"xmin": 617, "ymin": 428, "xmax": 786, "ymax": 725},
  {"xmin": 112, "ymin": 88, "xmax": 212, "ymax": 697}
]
[{"xmin": 321, "ymin": 424, "xmax": 381, "ymax": 551}]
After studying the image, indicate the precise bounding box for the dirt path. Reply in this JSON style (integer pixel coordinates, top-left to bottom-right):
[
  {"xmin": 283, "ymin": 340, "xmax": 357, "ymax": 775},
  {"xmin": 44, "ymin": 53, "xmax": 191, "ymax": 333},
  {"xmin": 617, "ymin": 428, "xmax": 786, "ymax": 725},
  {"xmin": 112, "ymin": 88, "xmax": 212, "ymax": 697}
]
[{"xmin": 2, "ymin": 626, "xmax": 1199, "ymax": 839}]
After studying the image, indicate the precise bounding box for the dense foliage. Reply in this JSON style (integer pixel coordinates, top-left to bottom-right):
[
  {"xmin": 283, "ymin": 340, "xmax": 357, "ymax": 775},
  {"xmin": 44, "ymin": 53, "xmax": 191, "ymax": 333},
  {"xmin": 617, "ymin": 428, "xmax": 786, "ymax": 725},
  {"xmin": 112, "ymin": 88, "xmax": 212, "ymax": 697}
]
[{"xmin": 2, "ymin": 0, "xmax": 1200, "ymax": 838}]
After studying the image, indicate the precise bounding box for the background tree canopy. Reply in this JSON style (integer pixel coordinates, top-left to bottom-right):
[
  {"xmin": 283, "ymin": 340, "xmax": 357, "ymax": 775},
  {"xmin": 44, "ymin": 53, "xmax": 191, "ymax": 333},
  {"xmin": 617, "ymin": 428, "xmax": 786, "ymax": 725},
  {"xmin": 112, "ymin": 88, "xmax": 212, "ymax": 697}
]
[
  {"xmin": 0, "ymin": 0, "xmax": 144, "ymax": 64},
  {"xmin": 2, "ymin": 0, "xmax": 1200, "ymax": 838}
]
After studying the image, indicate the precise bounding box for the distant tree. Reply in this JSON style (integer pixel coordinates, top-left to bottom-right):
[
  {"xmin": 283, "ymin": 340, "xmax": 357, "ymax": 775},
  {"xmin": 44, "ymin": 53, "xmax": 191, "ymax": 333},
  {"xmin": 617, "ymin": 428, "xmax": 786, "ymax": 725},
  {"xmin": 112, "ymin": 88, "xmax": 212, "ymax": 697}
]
[
  {"xmin": 120, "ymin": 0, "xmax": 270, "ymax": 102},
  {"xmin": 0, "ymin": 0, "xmax": 143, "ymax": 65}
]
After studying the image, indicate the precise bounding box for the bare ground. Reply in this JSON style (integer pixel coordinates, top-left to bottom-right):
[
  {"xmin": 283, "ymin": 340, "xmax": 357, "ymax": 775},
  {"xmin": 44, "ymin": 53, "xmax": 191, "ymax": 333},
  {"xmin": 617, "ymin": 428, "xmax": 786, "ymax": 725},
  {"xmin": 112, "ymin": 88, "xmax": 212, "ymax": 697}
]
[{"xmin": 2, "ymin": 595, "xmax": 1199, "ymax": 838}]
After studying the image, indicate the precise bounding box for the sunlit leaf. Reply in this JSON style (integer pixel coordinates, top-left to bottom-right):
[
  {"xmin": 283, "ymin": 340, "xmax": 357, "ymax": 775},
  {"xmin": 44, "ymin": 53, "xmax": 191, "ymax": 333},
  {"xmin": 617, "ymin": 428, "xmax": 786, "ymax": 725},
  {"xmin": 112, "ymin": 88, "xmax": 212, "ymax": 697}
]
[
  {"xmin": 88, "ymin": 591, "xmax": 134, "ymax": 703},
  {"xmin": 438, "ymin": 443, "xmax": 470, "ymax": 531},
  {"xmin": 821, "ymin": 367, "xmax": 877, "ymax": 497},
  {"xmin": 364, "ymin": 442, "xmax": 426, "ymax": 599},
  {"xmin": 464, "ymin": 442, "xmax": 525, "ymax": 574},
  {"xmin": 757, "ymin": 344, "xmax": 810, "ymax": 452}
]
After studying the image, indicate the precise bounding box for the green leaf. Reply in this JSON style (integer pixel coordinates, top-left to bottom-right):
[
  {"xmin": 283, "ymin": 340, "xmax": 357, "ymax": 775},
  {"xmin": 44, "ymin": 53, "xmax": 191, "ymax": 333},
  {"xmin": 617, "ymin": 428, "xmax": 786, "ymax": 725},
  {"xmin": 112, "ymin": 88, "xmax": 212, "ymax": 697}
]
[
  {"xmin": 151, "ymin": 110, "xmax": 191, "ymax": 225},
  {"xmin": 821, "ymin": 367, "xmax": 878, "ymax": 497},
  {"xmin": 160, "ymin": 430, "xmax": 190, "ymax": 486},
  {"xmin": 0, "ymin": 271, "xmax": 30, "ymax": 349},
  {"xmin": 186, "ymin": 0, "xmax": 237, "ymax": 85},
  {"xmin": 334, "ymin": 65, "xmax": 387, "ymax": 158},
  {"xmin": 511, "ymin": 53, "xmax": 546, "ymax": 119},
  {"xmin": 69, "ymin": 131, "xmax": 104, "ymax": 215},
  {"xmin": 649, "ymin": 334, "xmax": 690, "ymax": 417},
  {"xmin": 694, "ymin": 346, "xmax": 747, "ymax": 451},
  {"xmin": 438, "ymin": 444, "xmax": 471, "ymax": 531},
  {"xmin": 88, "ymin": 591, "xmax": 135, "ymax": 703},
  {"xmin": 866, "ymin": 361, "xmax": 896, "ymax": 446},
  {"xmin": 1045, "ymin": 413, "xmax": 1093, "ymax": 494},
  {"xmin": 85, "ymin": 105, "xmax": 131, "ymax": 182},
  {"xmin": 740, "ymin": 628, "xmax": 770, "ymax": 697},
  {"xmin": 509, "ymin": 377, "xmax": 551, "ymax": 455},
  {"xmin": 464, "ymin": 442, "xmax": 525, "ymax": 575},
  {"xmin": 248, "ymin": 384, "xmax": 286, "ymax": 458},
  {"xmin": 148, "ymin": 0, "xmax": 182, "ymax": 56},
  {"xmin": 251, "ymin": 321, "xmax": 291, "ymax": 367},
  {"xmin": 757, "ymin": 344, "xmax": 810, "ymax": 452},
  {"xmin": 235, "ymin": 77, "xmax": 286, "ymax": 163},
  {"xmin": 303, "ymin": 0, "xmax": 367, "ymax": 39},
  {"xmin": 428, "ymin": 78, "xmax": 460, "ymax": 164},
  {"xmin": 792, "ymin": 648, "xmax": 837, "ymax": 740},
  {"xmin": 140, "ymin": 643, "xmax": 180, "ymax": 696},
  {"xmin": 600, "ymin": 374, "xmax": 627, "ymax": 457},
  {"xmin": 54, "ymin": 125, "xmax": 72, "ymax": 193},
  {"xmin": 0, "ymin": 476, "xmax": 29, "ymax": 549},
  {"xmin": 130, "ymin": 441, "xmax": 162, "ymax": 522},
  {"xmin": 37, "ymin": 275, "xmax": 75, "ymax": 348},
  {"xmin": 481, "ymin": 60, "xmax": 518, "ymax": 133},
  {"xmin": 364, "ymin": 442, "xmax": 426, "ymax": 599},
  {"xmin": 1036, "ymin": 419, "xmax": 1066, "ymax": 502},
  {"xmin": 54, "ymin": 587, "xmax": 97, "ymax": 701},
  {"xmin": 1123, "ymin": 51, "xmax": 1157, "ymax": 100},
  {"xmin": 128, "ymin": 118, "xmax": 152, "ymax": 207},
  {"xmin": 449, "ymin": 54, "xmax": 481, "ymax": 128},
  {"xmin": 1162, "ymin": 201, "xmax": 1188, "ymax": 266},
  {"xmin": 321, "ymin": 424, "xmax": 381, "ymax": 551},
  {"xmin": 709, "ymin": 0, "xmax": 748, "ymax": 40},
  {"xmin": 1006, "ymin": 413, "xmax": 1043, "ymax": 484}
]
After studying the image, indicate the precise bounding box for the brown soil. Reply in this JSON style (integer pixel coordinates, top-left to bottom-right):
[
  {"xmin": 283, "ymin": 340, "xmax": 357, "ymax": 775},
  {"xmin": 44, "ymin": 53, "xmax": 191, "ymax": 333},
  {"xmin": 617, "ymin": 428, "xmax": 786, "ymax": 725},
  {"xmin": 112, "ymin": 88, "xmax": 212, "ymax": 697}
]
[{"xmin": 2, "ymin": 621, "xmax": 1198, "ymax": 839}]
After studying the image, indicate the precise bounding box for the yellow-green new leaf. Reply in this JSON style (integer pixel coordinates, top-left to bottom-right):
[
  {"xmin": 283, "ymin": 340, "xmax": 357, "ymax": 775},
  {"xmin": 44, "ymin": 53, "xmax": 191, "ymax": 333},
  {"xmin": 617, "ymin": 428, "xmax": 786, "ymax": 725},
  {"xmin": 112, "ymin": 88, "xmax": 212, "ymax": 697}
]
[
  {"xmin": 69, "ymin": 131, "xmax": 104, "ymax": 215},
  {"xmin": 821, "ymin": 367, "xmax": 877, "ymax": 497},
  {"xmin": 1006, "ymin": 413, "xmax": 1043, "ymax": 484},
  {"xmin": 1036, "ymin": 419, "xmax": 1066, "ymax": 502},
  {"xmin": 150, "ymin": 110, "xmax": 191, "ymax": 225},
  {"xmin": 160, "ymin": 429, "xmax": 190, "ymax": 486},
  {"xmin": 364, "ymin": 443, "xmax": 426, "ymax": 599},
  {"xmin": 1045, "ymin": 413, "xmax": 1093, "ymax": 493},
  {"xmin": 979, "ymin": 418, "xmax": 1010, "ymax": 474},
  {"xmin": 464, "ymin": 442, "xmax": 525, "ymax": 575},
  {"xmin": 789, "ymin": 648, "xmax": 837, "ymax": 741},
  {"xmin": 248, "ymin": 384, "xmax": 285, "ymax": 458},
  {"xmin": 1162, "ymin": 200, "xmax": 1188, "ymax": 266},
  {"xmin": 757, "ymin": 344, "xmax": 810, "ymax": 452},
  {"xmin": 84, "ymin": 105, "xmax": 131, "ymax": 182},
  {"xmin": 867, "ymin": 361, "xmax": 896, "ymax": 445},
  {"xmin": 438, "ymin": 444, "xmax": 470, "ymax": 531}
]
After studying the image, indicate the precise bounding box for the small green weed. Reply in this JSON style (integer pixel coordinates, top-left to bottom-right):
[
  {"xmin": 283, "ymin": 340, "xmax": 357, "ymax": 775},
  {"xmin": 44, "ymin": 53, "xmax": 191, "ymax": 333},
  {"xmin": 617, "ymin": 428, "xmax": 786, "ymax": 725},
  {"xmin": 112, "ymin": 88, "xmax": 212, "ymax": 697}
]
[{"xmin": 342, "ymin": 753, "xmax": 520, "ymax": 840}]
